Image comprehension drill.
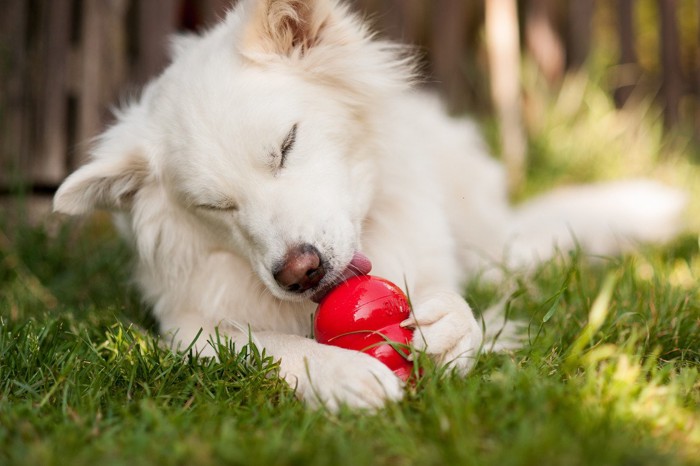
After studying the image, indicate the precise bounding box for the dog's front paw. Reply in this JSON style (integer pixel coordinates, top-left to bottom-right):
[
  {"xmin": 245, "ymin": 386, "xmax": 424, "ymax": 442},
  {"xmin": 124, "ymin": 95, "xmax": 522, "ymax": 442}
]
[
  {"xmin": 283, "ymin": 344, "xmax": 404, "ymax": 411},
  {"xmin": 404, "ymin": 291, "xmax": 483, "ymax": 375}
]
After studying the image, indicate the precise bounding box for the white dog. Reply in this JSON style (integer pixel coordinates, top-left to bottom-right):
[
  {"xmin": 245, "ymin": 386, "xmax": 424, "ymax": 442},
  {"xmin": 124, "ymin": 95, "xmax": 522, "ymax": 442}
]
[{"xmin": 53, "ymin": 0, "xmax": 685, "ymax": 410}]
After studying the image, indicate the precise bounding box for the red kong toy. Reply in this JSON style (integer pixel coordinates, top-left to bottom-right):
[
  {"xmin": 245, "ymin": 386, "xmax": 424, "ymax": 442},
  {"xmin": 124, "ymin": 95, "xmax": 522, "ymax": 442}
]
[{"xmin": 314, "ymin": 275, "xmax": 415, "ymax": 381}]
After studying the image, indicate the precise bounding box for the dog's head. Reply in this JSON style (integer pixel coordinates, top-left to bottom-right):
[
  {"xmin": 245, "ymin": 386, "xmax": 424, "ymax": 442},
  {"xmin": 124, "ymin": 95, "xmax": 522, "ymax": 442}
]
[{"xmin": 53, "ymin": 0, "xmax": 413, "ymax": 301}]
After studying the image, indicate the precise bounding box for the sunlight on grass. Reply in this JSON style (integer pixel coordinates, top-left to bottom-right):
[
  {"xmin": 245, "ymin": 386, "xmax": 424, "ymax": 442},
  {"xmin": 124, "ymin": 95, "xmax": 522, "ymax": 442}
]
[
  {"xmin": 526, "ymin": 66, "xmax": 672, "ymax": 182},
  {"xmin": 521, "ymin": 63, "xmax": 700, "ymax": 232},
  {"xmin": 566, "ymin": 271, "xmax": 617, "ymax": 362},
  {"xmin": 580, "ymin": 342, "xmax": 700, "ymax": 460}
]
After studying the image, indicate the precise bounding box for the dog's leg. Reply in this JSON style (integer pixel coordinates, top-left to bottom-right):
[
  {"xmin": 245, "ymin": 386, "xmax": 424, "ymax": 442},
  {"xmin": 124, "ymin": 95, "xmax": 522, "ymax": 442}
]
[
  {"xmin": 364, "ymin": 204, "xmax": 486, "ymax": 375},
  {"xmin": 162, "ymin": 319, "xmax": 404, "ymax": 411},
  {"xmin": 364, "ymin": 197, "xmax": 488, "ymax": 375},
  {"xmin": 401, "ymin": 289, "xmax": 484, "ymax": 375},
  {"xmin": 255, "ymin": 331, "xmax": 404, "ymax": 411}
]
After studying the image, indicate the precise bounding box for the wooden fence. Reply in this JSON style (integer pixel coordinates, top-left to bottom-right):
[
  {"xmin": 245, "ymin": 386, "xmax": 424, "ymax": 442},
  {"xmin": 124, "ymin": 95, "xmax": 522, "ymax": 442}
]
[
  {"xmin": 0, "ymin": 0, "xmax": 697, "ymax": 193},
  {"xmin": 0, "ymin": 0, "xmax": 230, "ymax": 191}
]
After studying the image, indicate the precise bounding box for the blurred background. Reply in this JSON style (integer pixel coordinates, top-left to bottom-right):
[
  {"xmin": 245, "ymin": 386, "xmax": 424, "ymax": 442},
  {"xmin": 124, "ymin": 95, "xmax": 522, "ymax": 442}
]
[{"xmin": 1, "ymin": 0, "xmax": 699, "ymax": 217}]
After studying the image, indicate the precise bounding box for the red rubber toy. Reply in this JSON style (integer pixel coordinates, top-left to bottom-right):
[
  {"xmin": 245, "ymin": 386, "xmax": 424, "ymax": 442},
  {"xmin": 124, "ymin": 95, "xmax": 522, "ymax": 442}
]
[{"xmin": 314, "ymin": 275, "xmax": 414, "ymax": 381}]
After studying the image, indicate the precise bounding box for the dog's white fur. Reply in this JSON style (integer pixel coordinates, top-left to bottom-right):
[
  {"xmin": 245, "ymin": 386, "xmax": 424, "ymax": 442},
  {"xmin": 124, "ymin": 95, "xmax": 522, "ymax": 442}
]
[{"xmin": 53, "ymin": 0, "xmax": 686, "ymax": 410}]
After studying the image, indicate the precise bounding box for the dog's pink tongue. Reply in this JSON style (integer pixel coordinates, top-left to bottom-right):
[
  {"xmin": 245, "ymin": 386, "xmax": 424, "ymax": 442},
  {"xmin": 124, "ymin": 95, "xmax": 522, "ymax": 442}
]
[
  {"xmin": 311, "ymin": 252, "xmax": 372, "ymax": 303},
  {"xmin": 345, "ymin": 252, "xmax": 372, "ymax": 277}
]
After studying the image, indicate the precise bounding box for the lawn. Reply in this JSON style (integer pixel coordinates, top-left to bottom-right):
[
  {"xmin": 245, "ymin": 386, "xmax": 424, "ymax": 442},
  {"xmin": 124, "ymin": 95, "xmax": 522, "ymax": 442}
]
[{"xmin": 1, "ymin": 196, "xmax": 699, "ymax": 465}]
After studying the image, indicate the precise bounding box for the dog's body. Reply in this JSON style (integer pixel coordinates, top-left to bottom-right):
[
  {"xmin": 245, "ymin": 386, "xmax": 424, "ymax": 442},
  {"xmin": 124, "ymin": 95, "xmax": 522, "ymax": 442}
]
[{"xmin": 54, "ymin": 0, "xmax": 686, "ymax": 410}]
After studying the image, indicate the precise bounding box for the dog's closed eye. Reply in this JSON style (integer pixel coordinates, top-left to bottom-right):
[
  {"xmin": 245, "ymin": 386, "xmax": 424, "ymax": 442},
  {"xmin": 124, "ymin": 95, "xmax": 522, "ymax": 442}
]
[
  {"xmin": 196, "ymin": 200, "xmax": 239, "ymax": 212},
  {"xmin": 278, "ymin": 123, "xmax": 298, "ymax": 169}
]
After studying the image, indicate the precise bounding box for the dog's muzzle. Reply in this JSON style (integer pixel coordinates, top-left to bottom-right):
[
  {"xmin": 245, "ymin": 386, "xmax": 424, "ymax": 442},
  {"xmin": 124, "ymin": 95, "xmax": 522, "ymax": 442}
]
[{"xmin": 273, "ymin": 243, "xmax": 326, "ymax": 293}]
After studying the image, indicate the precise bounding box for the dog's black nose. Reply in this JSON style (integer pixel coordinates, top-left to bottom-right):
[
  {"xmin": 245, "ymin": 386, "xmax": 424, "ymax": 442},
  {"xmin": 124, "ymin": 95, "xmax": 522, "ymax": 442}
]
[{"xmin": 273, "ymin": 244, "xmax": 326, "ymax": 293}]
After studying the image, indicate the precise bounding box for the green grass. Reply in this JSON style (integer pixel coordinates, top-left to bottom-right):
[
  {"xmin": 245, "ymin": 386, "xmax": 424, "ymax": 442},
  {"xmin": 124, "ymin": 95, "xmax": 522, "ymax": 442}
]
[{"xmin": 1, "ymin": 205, "xmax": 699, "ymax": 465}]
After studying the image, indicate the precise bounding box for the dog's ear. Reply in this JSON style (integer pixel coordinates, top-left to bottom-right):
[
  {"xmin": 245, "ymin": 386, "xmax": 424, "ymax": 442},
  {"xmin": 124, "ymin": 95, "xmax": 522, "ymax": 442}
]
[
  {"xmin": 53, "ymin": 123, "xmax": 151, "ymax": 215},
  {"xmin": 240, "ymin": 0, "xmax": 333, "ymax": 56}
]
